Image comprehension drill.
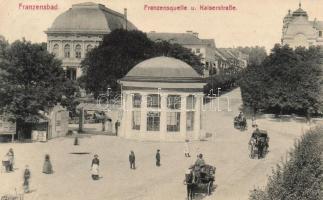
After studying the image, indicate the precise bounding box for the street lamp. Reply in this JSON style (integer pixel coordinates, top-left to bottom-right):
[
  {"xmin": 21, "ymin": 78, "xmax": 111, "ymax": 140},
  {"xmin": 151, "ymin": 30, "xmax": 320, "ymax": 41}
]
[{"xmin": 217, "ymin": 88, "xmax": 221, "ymax": 111}]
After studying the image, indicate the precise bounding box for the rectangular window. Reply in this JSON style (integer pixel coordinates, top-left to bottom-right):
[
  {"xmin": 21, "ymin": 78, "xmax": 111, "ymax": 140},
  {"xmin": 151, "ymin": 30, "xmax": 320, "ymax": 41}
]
[
  {"xmin": 132, "ymin": 93, "xmax": 142, "ymax": 108},
  {"xmin": 196, "ymin": 48, "xmax": 200, "ymax": 53},
  {"xmin": 186, "ymin": 111, "xmax": 195, "ymax": 131},
  {"xmin": 147, "ymin": 94, "xmax": 161, "ymax": 108},
  {"xmin": 147, "ymin": 112, "xmax": 160, "ymax": 131},
  {"xmin": 167, "ymin": 95, "xmax": 181, "ymax": 109},
  {"xmin": 167, "ymin": 112, "xmax": 180, "ymax": 132},
  {"xmin": 186, "ymin": 95, "xmax": 196, "ymax": 110},
  {"xmin": 319, "ymin": 31, "xmax": 322, "ymax": 37},
  {"xmin": 132, "ymin": 111, "xmax": 141, "ymax": 130}
]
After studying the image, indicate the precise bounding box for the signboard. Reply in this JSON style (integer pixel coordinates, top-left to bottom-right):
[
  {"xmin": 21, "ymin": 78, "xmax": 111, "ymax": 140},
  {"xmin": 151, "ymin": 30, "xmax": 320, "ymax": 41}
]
[{"xmin": 0, "ymin": 116, "xmax": 16, "ymax": 135}]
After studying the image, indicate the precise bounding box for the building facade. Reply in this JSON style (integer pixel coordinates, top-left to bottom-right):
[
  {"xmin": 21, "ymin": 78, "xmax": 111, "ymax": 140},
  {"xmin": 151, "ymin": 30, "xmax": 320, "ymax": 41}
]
[
  {"xmin": 147, "ymin": 31, "xmax": 248, "ymax": 76},
  {"xmin": 147, "ymin": 31, "xmax": 217, "ymax": 77},
  {"xmin": 45, "ymin": 2, "xmax": 137, "ymax": 80},
  {"xmin": 119, "ymin": 56, "xmax": 206, "ymax": 141},
  {"xmin": 282, "ymin": 3, "xmax": 323, "ymax": 48}
]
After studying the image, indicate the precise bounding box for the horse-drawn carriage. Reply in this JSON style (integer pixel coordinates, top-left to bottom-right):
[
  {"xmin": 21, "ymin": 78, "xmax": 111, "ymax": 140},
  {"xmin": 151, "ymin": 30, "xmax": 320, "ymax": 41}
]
[
  {"xmin": 184, "ymin": 164, "xmax": 216, "ymax": 199},
  {"xmin": 248, "ymin": 129, "xmax": 269, "ymax": 159},
  {"xmin": 234, "ymin": 116, "xmax": 247, "ymax": 130}
]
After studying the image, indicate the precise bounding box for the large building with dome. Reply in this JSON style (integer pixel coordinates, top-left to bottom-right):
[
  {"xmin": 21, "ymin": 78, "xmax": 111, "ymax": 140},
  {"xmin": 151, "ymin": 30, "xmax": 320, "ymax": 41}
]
[
  {"xmin": 119, "ymin": 56, "xmax": 206, "ymax": 141},
  {"xmin": 45, "ymin": 2, "xmax": 137, "ymax": 80},
  {"xmin": 282, "ymin": 3, "xmax": 323, "ymax": 48}
]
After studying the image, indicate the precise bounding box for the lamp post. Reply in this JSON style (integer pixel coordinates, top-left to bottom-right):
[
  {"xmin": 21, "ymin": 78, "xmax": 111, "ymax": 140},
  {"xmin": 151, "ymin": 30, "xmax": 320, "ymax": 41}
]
[{"xmin": 217, "ymin": 88, "xmax": 221, "ymax": 111}]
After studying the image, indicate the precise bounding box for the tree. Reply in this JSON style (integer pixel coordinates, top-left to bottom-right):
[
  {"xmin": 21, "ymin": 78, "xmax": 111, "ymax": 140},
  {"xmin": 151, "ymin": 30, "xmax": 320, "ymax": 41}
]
[
  {"xmin": 80, "ymin": 29, "xmax": 204, "ymax": 97},
  {"xmin": 0, "ymin": 39, "xmax": 78, "ymax": 138},
  {"xmin": 240, "ymin": 44, "xmax": 322, "ymax": 116},
  {"xmin": 237, "ymin": 46, "xmax": 267, "ymax": 66}
]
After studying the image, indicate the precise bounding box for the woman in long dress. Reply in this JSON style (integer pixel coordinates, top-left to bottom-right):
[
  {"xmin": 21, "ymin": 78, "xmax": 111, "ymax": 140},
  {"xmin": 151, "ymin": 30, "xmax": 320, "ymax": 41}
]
[
  {"xmin": 42, "ymin": 154, "xmax": 53, "ymax": 174},
  {"xmin": 23, "ymin": 165, "xmax": 31, "ymax": 193},
  {"xmin": 7, "ymin": 148, "xmax": 14, "ymax": 171},
  {"xmin": 91, "ymin": 154, "xmax": 100, "ymax": 180}
]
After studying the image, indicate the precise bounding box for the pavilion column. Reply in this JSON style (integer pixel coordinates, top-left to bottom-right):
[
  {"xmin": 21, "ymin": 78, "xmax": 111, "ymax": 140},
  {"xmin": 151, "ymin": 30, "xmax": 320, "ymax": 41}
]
[
  {"xmin": 160, "ymin": 93, "xmax": 167, "ymax": 140},
  {"xmin": 140, "ymin": 94, "xmax": 147, "ymax": 134},
  {"xmin": 121, "ymin": 92, "xmax": 131, "ymax": 138},
  {"xmin": 194, "ymin": 94, "xmax": 203, "ymax": 140},
  {"xmin": 180, "ymin": 94, "xmax": 187, "ymax": 140}
]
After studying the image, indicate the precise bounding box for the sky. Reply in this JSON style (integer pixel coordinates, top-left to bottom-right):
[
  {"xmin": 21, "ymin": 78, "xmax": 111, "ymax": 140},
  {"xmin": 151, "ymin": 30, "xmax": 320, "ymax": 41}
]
[{"xmin": 0, "ymin": 0, "xmax": 323, "ymax": 51}]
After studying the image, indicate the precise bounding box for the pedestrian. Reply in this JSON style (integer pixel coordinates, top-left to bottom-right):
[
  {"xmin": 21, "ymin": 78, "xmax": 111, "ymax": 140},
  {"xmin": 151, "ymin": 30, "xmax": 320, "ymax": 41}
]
[
  {"xmin": 129, "ymin": 151, "xmax": 136, "ymax": 169},
  {"xmin": 91, "ymin": 154, "xmax": 100, "ymax": 180},
  {"xmin": 42, "ymin": 154, "xmax": 53, "ymax": 174},
  {"xmin": 7, "ymin": 148, "xmax": 14, "ymax": 171},
  {"xmin": 252, "ymin": 115, "xmax": 257, "ymax": 128},
  {"xmin": 23, "ymin": 165, "xmax": 31, "ymax": 193},
  {"xmin": 184, "ymin": 140, "xmax": 190, "ymax": 157},
  {"xmin": 156, "ymin": 149, "xmax": 160, "ymax": 167},
  {"xmin": 115, "ymin": 120, "xmax": 120, "ymax": 136}
]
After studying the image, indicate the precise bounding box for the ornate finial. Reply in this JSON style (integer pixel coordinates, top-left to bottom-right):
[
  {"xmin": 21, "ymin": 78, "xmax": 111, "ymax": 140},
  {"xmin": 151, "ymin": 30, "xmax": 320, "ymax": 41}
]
[
  {"xmin": 288, "ymin": 9, "xmax": 291, "ymax": 14},
  {"xmin": 299, "ymin": 1, "xmax": 301, "ymax": 8}
]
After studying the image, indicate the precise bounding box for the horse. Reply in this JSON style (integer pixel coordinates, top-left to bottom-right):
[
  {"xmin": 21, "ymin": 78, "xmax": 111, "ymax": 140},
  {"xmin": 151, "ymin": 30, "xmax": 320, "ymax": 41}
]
[{"xmin": 184, "ymin": 169, "xmax": 196, "ymax": 200}]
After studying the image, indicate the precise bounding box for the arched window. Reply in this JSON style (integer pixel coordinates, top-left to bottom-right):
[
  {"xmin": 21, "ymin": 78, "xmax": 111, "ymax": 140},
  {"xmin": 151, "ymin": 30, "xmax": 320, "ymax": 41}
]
[
  {"xmin": 75, "ymin": 44, "xmax": 82, "ymax": 59},
  {"xmin": 64, "ymin": 44, "xmax": 70, "ymax": 58},
  {"xmin": 52, "ymin": 44, "xmax": 59, "ymax": 57},
  {"xmin": 86, "ymin": 44, "xmax": 93, "ymax": 54}
]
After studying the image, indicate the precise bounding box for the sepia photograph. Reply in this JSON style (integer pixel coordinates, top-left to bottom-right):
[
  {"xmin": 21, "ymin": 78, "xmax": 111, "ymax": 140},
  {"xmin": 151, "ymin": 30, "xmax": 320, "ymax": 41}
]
[{"xmin": 0, "ymin": 0, "xmax": 322, "ymax": 199}]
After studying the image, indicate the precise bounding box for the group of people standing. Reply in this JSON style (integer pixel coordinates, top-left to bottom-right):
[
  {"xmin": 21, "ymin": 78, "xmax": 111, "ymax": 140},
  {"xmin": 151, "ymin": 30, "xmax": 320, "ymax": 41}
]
[
  {"xmin": 2, "ymin": 148, "xmax": 53, "ymax": 193},
  {"xmin": 90, "ymin": 149, "xmax": 161, "ymax": 180}
]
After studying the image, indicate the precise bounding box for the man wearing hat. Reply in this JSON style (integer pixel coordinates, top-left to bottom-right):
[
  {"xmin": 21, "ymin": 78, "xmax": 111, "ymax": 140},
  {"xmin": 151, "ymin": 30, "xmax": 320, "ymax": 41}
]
[
  {"xmin": 129, "ymin": 151, "xmax": 136, "ymax": 169},
  {"xmin": 155, "ymin": 149, "xmax": 160, "ymax": 167}
]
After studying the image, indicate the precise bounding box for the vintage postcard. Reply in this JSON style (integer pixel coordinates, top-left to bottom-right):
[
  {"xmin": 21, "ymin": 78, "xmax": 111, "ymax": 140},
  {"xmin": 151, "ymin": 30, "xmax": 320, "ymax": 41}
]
[{"xmin": 0, "ymin": 0, "xmax": 322, "ymax": 200}]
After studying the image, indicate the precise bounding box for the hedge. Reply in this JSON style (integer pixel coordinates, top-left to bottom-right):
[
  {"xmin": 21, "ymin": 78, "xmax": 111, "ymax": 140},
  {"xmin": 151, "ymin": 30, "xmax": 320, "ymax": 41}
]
[{"xmin": 249, "ymin": 126, "xmax": 323, "ymax": 200}]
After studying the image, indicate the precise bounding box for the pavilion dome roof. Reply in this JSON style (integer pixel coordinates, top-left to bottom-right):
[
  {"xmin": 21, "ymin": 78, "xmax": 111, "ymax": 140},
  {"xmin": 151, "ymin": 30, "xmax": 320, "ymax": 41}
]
[
  {"xmin": 46, "ymin": 2, "xmax": 136, "ymax": 34},
  {"xmin": 121, "ymin": 56, "xmax": 203, "ymax": 83}
]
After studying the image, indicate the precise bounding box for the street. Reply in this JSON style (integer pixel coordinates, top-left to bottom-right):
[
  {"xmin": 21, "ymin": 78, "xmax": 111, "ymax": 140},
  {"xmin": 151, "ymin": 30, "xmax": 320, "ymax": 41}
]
[{"xmin": 0, "ymin": 88, "xmax": 312, "ymax": 200}]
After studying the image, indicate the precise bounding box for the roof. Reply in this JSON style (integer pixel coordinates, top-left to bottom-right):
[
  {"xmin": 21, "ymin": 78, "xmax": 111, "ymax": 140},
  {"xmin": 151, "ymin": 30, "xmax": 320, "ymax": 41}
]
[
  {"xmin": 217, "ymin": 48, "xmax": 236, "ymax": 60},
  {"xmin": 201, "ymin": 39, "xmax": 216, "ymax": 48},
  {"xmin": 147, "ymin": 32, "xmax": 206, "ymax": 45},
  {"xmin": 213, "ymin": 49, "xmax": 225, "ymax": 60},
  {"xmin": 46, "ymin": 2, "xmax": 137, "ymax": 34},
  {"xmin": 121, "ymin": 56, "xmax": 204, "ymax": 83}
]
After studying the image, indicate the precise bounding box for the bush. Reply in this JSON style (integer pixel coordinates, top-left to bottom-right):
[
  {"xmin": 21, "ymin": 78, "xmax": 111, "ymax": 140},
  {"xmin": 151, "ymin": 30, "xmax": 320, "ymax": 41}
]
[{"xmin": 249, "ymin": 127, "xmax": 323, "ymax": 200}]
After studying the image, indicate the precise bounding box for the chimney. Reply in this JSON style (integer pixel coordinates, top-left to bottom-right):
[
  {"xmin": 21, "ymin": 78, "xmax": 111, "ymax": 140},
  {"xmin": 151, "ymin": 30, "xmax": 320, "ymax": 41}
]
[
  {"xmin": 124, "ymin": 8, "xmax": 128, "ymax": 30},
  {"xmin": 186, "ymin": 31, "xmax": 198, "ymax": 38}
]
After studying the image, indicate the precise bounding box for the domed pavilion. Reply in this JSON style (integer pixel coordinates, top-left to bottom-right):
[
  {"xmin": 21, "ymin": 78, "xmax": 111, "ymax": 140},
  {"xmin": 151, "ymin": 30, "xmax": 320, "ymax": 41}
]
[{"xmin": 118, "ymin": 56, "xmax": 207, "ymax": 141}]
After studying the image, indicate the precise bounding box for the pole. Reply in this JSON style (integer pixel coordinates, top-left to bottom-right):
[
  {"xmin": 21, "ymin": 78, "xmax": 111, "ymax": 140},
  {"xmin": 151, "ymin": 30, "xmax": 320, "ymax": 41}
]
[{"xmin": 217, "ymin": 88, "xmax": 221, "ymax": 111}]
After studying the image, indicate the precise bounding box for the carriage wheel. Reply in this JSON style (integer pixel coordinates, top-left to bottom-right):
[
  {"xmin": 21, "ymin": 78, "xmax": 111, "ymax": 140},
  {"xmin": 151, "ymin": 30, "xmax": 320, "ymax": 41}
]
[{"xmin": 207, "ymin": 181, "xmax": 213, "ymax": 195}]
